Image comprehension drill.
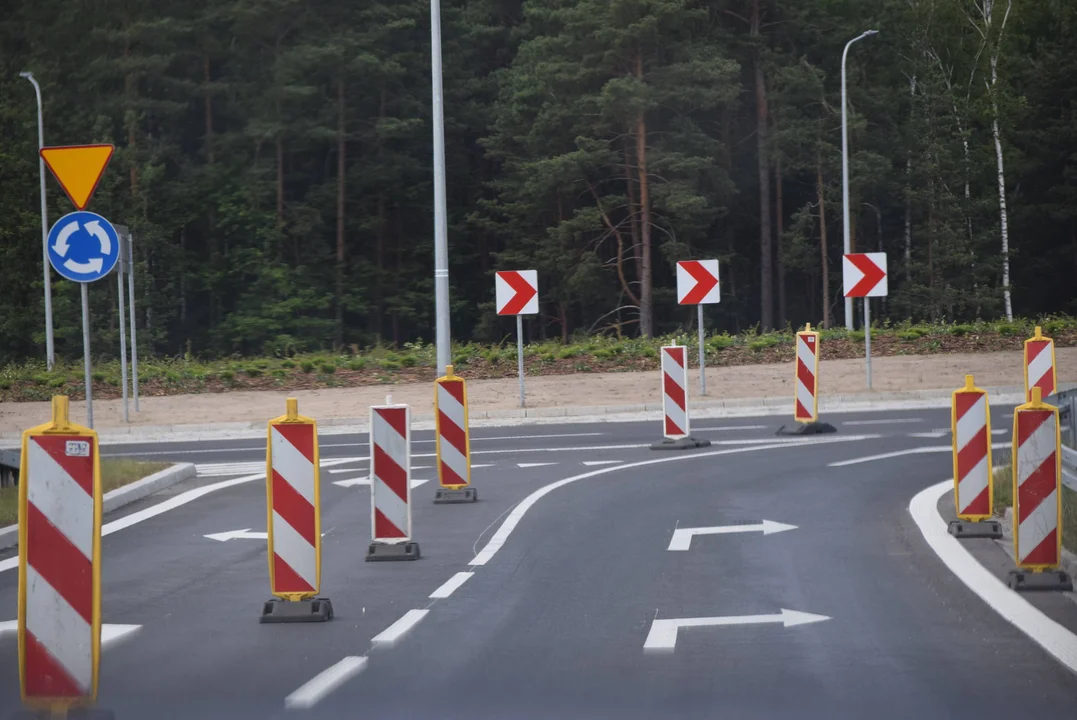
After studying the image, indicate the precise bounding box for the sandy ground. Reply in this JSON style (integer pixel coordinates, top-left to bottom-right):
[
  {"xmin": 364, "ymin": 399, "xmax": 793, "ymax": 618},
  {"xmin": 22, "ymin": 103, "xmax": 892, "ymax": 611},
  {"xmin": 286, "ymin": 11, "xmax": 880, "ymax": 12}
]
[{"xmin": 2, "ymin": 348, "xmax": 1073, "ymax": 433}]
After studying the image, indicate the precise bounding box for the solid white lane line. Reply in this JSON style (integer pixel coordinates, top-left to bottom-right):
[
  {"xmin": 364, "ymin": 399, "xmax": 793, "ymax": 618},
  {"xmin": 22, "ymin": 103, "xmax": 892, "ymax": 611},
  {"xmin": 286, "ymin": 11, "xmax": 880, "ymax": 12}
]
[
  {"xmin": 842, "ymin": 418, "xmax": 924, "ymax": 426},
  {"xmin": 371, "ymin": 609, "xmax": 429, "ymax": 647},
  {"xmin": 828, "ymin": 442, "xmax": 1009, "ymax": 467},
  {"xmin": 909, "ymin": 479, "xmax": 1077, "ymax": 674},
  {"xmin": 469, "ymin": 435, "xmax": 874, "ymax": 567},
  {"xmin": 429, "ymin": 572, "xmax": 474, "ymax": 599},
  {"xmin": 284, "ymin": 656, "xmax": 367, "ymax": 710}
]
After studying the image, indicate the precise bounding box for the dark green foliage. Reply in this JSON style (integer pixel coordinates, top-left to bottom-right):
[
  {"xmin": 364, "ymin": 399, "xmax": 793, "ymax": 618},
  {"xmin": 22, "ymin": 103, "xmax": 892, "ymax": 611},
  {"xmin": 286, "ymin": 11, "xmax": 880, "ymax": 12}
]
[{"xmin": 0, "ymin": 0, "xmax": 1073, "ymax": 367}]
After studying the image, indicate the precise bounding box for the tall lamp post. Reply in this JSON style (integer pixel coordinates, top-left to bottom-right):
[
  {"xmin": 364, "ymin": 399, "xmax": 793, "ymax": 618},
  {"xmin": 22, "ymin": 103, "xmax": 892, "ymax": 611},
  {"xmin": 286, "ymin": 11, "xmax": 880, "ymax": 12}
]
[
  {"xmin": 430, "ymin": 1, "xmax": 451, "ymax": 376},
  {"xmin": 20, "ymin": 71, "xmax": 55, "ymax": 369},
  {"xmin": 841, "ymin": 29, "xmax": 878, "ymax": 330}
]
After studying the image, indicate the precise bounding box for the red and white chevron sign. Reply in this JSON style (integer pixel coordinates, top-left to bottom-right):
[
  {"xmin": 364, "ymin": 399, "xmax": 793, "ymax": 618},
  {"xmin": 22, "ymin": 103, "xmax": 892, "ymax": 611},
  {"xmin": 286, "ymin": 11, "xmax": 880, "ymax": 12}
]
[
  {"xmin": 268, "ymin": 421, "xmax": 320, "ymax": 597},
  {"xmin": 495, "ymin": 270, "xmax": 539, "ymax": 315},
  {"xmin": 842, "ymin": 253, "xmax": 888, "ymax": 298},
  {"xmin": 1013, "ymin": 400, "xmax": 1062, "ymax": 569},
  {"xmin": 370, "ymin": 406, "xmax": 412, "ymax": 542},
  {"xmin": 21, "ymin": 433, "xmax": 100, "ymax": 701},
  {"xmin": 676, "ymin": 260, "xmax": 720, "ymax": 305}
]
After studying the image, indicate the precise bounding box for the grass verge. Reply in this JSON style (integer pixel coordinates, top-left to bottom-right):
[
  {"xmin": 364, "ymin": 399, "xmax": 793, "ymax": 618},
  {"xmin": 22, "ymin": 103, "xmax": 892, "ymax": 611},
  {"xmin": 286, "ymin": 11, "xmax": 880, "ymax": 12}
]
[
  {"xmin": 0, "ymin": 458, "xmax": 171, "ymax": 527},
  {"xmin": 992, "ymin": 458, "xmax": 1077, "ymax": 555}
]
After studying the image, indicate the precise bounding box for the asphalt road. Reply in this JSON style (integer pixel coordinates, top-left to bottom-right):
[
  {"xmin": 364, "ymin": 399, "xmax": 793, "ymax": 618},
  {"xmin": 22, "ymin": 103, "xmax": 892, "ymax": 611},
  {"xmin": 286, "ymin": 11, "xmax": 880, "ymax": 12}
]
[{"xmin": 2, "ymin": 407, "xmax": 1076, "ymax": 719}]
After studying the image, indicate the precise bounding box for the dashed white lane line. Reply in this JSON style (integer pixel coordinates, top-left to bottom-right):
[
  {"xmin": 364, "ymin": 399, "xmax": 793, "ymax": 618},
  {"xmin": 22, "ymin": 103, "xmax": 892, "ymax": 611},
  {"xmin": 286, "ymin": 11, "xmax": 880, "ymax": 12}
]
[
  {"xmin": 581, "ymin": 460, "xmax": 622, "ymax": 467},
  {"xmin": 370, "ymin": 609, "xmax": 429, "ymax": 647},
  {"xmin": 842, "ymin": 418, "xmax": 924, "ymax": 426},
  {"xmin": 828, "ymin": 442, "xmax": 1009, "ymax": 467},
  {"xmin": 517, "ymin": 462, "xmax": 557, "ymax": 468},
  {"xmin": 284, "ymin": 656, "xmax": 368, "ymax": 709},
  {"xmin": 429, "ymin": 572, "xmax": 474, "ymax": 599},
  {"xmin": 909, "ymin": 479, "xmax": 1077, "ymax": 675},
  {"xmin": 692, "ymin": 425, "xmax": 769, "ymax": 432}
]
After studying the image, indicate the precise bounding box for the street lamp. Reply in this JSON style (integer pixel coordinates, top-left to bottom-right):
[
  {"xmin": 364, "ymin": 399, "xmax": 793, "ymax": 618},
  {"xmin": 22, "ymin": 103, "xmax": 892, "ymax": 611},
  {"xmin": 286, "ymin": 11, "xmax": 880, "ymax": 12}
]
[
  {"xmin": 20, "ymin": 71, "xmax": 55, "ymax": 369},
  {"xmin": 430, "ymin": 1, "xmax": 451, "ymax": 376},
  {"xmin": 841, "ymin": 29, "xmax": 878, "ymax": 331}
]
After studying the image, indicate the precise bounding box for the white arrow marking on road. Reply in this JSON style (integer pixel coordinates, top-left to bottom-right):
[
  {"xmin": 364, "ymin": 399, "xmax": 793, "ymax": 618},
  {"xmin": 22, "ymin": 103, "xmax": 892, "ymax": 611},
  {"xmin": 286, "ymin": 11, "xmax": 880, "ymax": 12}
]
[
  {"xmin": 52, "ymin": 220, "xmax": 79, "ymax": 256},
  {"xmin": 909, "ymin": 431, "xmax": 949, "ymax": 439},
  {"xmin": 203, "ymin": 528, "xmax": 267, "ymax": 542},
  {"xmin": 667, "ymin": 520, "xmax": 797, "ymax": 551},
  {"xmin": 0, "ymin": 621, "xmax": 141, "ymax": 649},
  {"xmin": 517, "ymin": 462, "xmax": 557, "ymax": 468},
  {"xmin": 581, "ymin": 460, "xmax": 622, "ymax": 466},
  {"xmin": 84, "ymin": 219, "xmax": 112, "ymax": 255},
  {"xmin": 471, "ymin": 463, "xmax": 495, "ymax": 468},
  {"xmin": 64, "ymin": 257, "xmax": 103, "ymax": 274},
  {"xmin": 643, "ymin": 609, "xmax": 830, "ymax": 651},
  {"xmin": 332, "ymin": 477, "xmax": 428, "ymax": 489}
]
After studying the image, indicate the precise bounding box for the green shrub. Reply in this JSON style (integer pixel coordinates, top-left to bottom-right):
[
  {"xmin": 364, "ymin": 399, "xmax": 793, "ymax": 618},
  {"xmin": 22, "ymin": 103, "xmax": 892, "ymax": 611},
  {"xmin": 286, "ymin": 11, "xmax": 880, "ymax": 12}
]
[
  {"xmin": 32, "ymin": 374, "xmax": 49, "ymax": 386},
  {"xmin": 48, "ymin": 377, "xmax": 66, "ymax": 388},
  {"xmin": 898, "ymin": 331, "xmax": 921, "ymax": 341},
  {"xmin": 300, "ymin": 361, "xmax": 316, "ymax": 374},
  {"xmin": 949, "ymin": 324, "xmax": 974, "ymax": 337},
  {"xmin": 639, "ymin": 346, "xmax": 659, "ymax": 360},
  {"xmin": 400, "ymin": 354, "xmax": 418, "ymax": 368},
  {"xmin": 593, "ymin": 347, "xmax": 618, "ymax": 361},
  {"xmin": 707, "ymin": 335, "xmax": 735, "ymax": 351},
  {"xmin": 255, "ymin": 360, "xmax": 269, "ymax": 370},
  {"xmin": 849, "ymin": 331, "xmax": 866, "ymax": 342},
  {"xmin": 1044, "ymin": 320, "xmax": 1067, "ymax": 335},
  {"xmin": 0, "ymin": 380, "xmax": 10, "ymax": 390},
  {"xmin": 91, "ymin": 372, "xmax": 106, "ymax": 382},
  {"xmin": 230, "ymin": 362, "xmax": 244, "ymax": 372},
  {"xmin": 996, "ymin": 322, "xmax": 1022, "ymax": 336},
  {"xmin": 484, "ymin": 350, "xmax": 502, "ymax": 365},
  {"xmin": 281, "ymin": 360, "xmax": 296, "ymax": 369},
  {"xmin": 219, "ymin": 370, "xmax": 235, "ymax": 382},
  {"xmin": 558, "ymin": 346, "xmax": 585, "ymax": 360},
  {"xmin": 319, "ymin": 363, "xmax": 336, "ymax": 374},
  {"xmin": 380, "ymin": 360, "xmax": 401, "ymax": 371},
  {"xmin": 451, "ymin": 354, "xmax": 471, "ymax": 367},
  {"xmin": 105, "ymin": 376, "xmax": 120, "ymax": 387},
  {"xmin": 748, "ymin": 336, "xmax": 779, "ymax": 352},
  {"xmin": 165, "ymin": 370, "xmax": 181, "ymax": 382},
  {"xmin": 347, "ymin": 358, "xmax": 367, "ymax": 371},
  {"xmin": 539, "ymin": 351, "xmax": 556, "ymax": 363},
  {"xmin": 272, "ymin": 369, "xmax": 286, "ymax": 378},
  {"xmin": 245, "ymin": 367, "xmax": 262, "ymax": 378}
]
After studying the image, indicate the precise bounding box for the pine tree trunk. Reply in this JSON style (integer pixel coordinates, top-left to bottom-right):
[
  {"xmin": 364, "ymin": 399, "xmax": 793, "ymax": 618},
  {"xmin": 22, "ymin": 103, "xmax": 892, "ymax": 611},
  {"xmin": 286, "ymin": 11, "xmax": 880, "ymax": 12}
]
[
  {"xmin": 752, "ymin": 0, "xmax": 773, "ymax": 330},
  {"xmin": 905, "ymin": 75, "xmax": 914, "ymax": 285},
  {"xmin": 624, "ymin": 133, "xmax": 643, "ymax": 285},
  {"xmin": 203, "ymin": 54, "xmax": 214, "ymax": 164},
  {"xmin": 276, "ymin": 136, "xmax": 284, "ymax": 232},
  {"xmin": 775, "ymin": 152, "xmax": 786, "ymax": 327},
  {"xmin": 817, "ymin": 153, "xmax": 830, "ymax": 329},
  {"xmin": 635, "ymin": 54, "xmax": 653, "ymax": 338},
  {"xmin": 335, "ymin": 79, "xmax": 346, "ymax": 349}
]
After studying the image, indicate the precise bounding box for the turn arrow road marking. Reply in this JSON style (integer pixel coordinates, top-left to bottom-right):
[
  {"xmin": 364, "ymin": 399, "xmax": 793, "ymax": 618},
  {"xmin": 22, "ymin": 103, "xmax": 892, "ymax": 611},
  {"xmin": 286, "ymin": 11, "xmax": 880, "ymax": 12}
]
[
  {"xmin": 495, "ymin": 270, "xmax": 539, "ymax": 315},
  {"xmin": 676, "ymin": 260, "xmax": 721, "ymax": 305},
  {"xmin": 643, "ymin": 609, "xmax": 830, "ymax": 651},
  {"xmin": 843, "ymin": 253, "xmax": 888, "ymax": 297},
  {"xmin": 667, "ymin": 520, "xmax": 798, "ymax": 551}
]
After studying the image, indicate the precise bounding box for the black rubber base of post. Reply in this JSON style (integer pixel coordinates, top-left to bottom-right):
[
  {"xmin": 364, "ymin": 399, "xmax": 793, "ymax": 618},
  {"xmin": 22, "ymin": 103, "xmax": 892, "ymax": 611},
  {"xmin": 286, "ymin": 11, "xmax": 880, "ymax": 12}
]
[
  {"xmin": 1007, "ymin": 569, "xmax": 1073, "ymax": 592},
  {"xmin": 259, "ymin": 597, "xmax": 334, "ymax": 623},
  {"xmin": 366, "ymin": 541, "xmax": 421, "ymax": 561},
  {"xmin": 434, "ymin": 487, "xmax": 478, "ymax": 504},
  {"xmin": 775, "ymin": 422, "xmax": 838, "ymax": 436},
  {"xmin": 650, "ymin": 436, "xmax": 712, "ymax": 451},
  {"xmin": 11, "ymin": 710, "xmax": 115, "ymax": 720},
  {"xmin": 948, "ymin": 519, "xmax": 1003, "ymax": 540}
]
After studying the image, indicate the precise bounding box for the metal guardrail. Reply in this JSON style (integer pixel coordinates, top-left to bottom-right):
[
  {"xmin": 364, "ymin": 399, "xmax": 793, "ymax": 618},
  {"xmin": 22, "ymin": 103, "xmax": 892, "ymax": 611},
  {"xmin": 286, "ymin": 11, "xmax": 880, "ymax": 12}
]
[
  {"xmin": 0, "ymin": 448, "xmax": 18, "ymax": 489},
  {"xmin": 1063, "ymin": 445, "xmax": 1077, "ymax": 495},
  {"xmin": 1054, "ymin": 387, "xmax": 1076, "ymax": 451}
]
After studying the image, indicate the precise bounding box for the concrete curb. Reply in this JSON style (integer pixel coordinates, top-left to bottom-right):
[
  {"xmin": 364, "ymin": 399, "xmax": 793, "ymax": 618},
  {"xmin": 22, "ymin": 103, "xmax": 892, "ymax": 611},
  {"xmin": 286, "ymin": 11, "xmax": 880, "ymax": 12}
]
[
  {"xmin": 0, "ymin": 462, "xmax": 196, "ymax": 552},
  {"xmin": 1, "ymin": 382, "xmax": 1064, "ymax": 447}
]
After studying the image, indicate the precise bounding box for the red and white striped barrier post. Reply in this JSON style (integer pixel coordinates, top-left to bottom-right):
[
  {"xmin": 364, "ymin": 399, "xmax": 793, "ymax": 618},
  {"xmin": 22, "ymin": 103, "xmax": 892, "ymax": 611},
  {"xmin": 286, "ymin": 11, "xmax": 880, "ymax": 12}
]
[
  {"xmin": 1008, "ymin": 387, "xmax": 1072, "ymax": 591},
  {"xmin": 780, "ymin": 324, "xmax": 835, "ymax": 435},
  {"xmin": 651, "ymin": 345, "xmax": 709, "ymax": 450},
  {"xmin": 18, "ymin": 396, "xmax": 102, "ymax": 712},
  {"xmin": 1024, "ymin": 326, "xmax": 1056, "ymax": 403},
  {"xmin": 948, "ymin": 375, "xmax": 1001, "ymax": 538},
  {"xmin": 262, "ymin": 398, "xmax": 332, "ymax": 622},
  {"xmin": 434, "ymin": 365, "xmax": 478, "ymax": 504},
  {"xmin": 367, "ymin": 404, "xmax": 420, "ymax": 560}
]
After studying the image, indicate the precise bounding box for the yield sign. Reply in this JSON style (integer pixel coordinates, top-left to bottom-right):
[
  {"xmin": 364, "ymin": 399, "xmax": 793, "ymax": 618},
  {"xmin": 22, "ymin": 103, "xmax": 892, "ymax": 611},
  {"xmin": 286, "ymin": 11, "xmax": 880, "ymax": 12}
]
[
  {"xmin": 495, "ymin": 270, "xmax": 539, "ymax": 315},
  {"xmin": 677, "ymin": 260, "xmax": 720, "ymax": 305},
  {"xmin": 842, "ymin": 253, "xmax": 888, "ymax": 298},
  {"xmin": 40, "ymin": 144, "xmax": 115, "ymax": 210}
]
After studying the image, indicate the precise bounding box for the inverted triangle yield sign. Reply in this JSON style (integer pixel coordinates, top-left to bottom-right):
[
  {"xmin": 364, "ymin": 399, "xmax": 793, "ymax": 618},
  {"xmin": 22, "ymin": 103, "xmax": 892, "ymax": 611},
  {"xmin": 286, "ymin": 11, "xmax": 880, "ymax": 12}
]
[
  {"xmin": 40, "ymin": 144, "xmax": 114, "ymax": 210},
  {"xmin": 842, "ymin": 253, "xmax": 888, "ymax": 298}
]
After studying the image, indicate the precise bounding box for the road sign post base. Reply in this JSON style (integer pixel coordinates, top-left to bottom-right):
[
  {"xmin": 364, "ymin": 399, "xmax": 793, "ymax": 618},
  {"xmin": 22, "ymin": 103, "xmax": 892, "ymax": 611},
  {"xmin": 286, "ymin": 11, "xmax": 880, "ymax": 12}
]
[
  {"xmin": 434, "ymin": 487, "xmax": 478, "ymax": 504},
  {"xmin": 1007, "ymin": 569, "xmax": 1073, "ymax": 592},
  {"xmin": 259, "ymin": 597, "xmax": 334, "ymax": 623},
  {"xmin": 948, "ymin": 519, "xmax": 1003, "ymax": 539},
  {"xmin": 650, "ymin": 436, "xmax": 712, "ymax": 451},
  {"xmin": 366, "ymin": 541, "xmax": 421, "ymax": 562},
  {"xmin": 776, "ymin": 422, "xmax": 837, "ymax": 436}
]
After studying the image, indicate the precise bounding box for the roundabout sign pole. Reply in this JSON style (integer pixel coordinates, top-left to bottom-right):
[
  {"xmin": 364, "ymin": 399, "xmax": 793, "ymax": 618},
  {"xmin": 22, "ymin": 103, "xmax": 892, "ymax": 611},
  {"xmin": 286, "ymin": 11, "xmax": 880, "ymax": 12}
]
[{"xmin": 40, "ymin": 144, "xmax": 116, "ymax": 428}]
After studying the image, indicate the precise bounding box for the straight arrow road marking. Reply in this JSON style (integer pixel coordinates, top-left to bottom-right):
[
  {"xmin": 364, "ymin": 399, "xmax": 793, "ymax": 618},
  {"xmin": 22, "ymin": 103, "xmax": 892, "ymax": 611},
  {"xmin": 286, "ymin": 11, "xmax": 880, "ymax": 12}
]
[
  {"xmin": 0, "ymin": 621, "xmax": 141, "ymax": 649},
  {"xmin": 643, "ymin": 609, "xmax": 830, "ymax": 651},
  {"xmin": 204, "ymin": 529, "xmax": 328, "ymax": 542},
  {"xmin": 332, "ymin": 478, "xmax": 429, "ymax": 489},
  {"xmin": 667, "ymin": 520, "xmax": 797, "ymax": 551}
]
